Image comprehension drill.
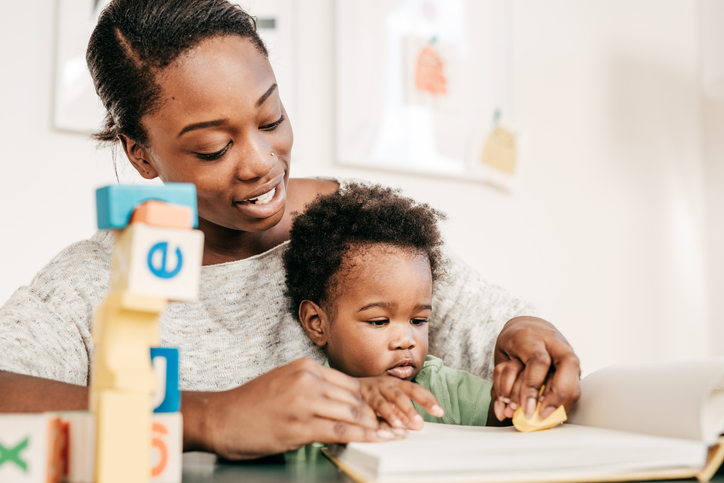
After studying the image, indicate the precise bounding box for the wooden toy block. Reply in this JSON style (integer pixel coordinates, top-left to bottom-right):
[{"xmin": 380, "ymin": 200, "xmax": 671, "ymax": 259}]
[
  {"xmin": 58, "ymin": 412, "xmax": 94, "ymax": 483},
  {"xmin": 111, "ymin": 223, "xmax": 204, "ymax": 301},
  {"xmin": 0, "ymin": 413, "xmax": 64, "ymax": 483},
  {"xmin": 96, "ymin": 183, "xmax": 198, "ymax": 230},
  {"xmin": 151, "ymin": 413, "xmax": 183, "ymax": 483},
  {"xmin": 151, "ymin": 348, "xmax": 181, "ymax": 413},
  {"xmin": 57, "ymin": 412, "xmax": 182, "ymax": 483},
  {"xmin": 91, "ymin": 292, "xmax": 165, "ymax": 395},
  {"xmin": 130, "ymin": 200, "xmax": 194, "ymax": 230},
  {"xmin": 94, "ymin": 391, "xmax": 151, "ymax": 483}
]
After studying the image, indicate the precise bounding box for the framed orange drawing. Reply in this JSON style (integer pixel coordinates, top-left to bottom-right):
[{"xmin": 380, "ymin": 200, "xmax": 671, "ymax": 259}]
[{"xmin": 335, "ymin": 0, "xmax": 518, "ymax": 190}]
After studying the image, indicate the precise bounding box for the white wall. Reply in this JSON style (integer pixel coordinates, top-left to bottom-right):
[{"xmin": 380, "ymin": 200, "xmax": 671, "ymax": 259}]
[{"xmin": 0, "ymin": 0, "xmax": 715, "ymax": 375}]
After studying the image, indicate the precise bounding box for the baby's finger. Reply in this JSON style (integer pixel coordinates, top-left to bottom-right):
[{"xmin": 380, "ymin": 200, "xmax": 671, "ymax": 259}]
[
  {"xmin": 381, "ymin": 382, "xmax": 441, "ymax": 430},
  {"xmin": 366, "ymin": 390, "xmax": 405, "ymax": 429},
  {"xmin": 493, "ymin": 359, "xmax": 524, "ymax": 399}
]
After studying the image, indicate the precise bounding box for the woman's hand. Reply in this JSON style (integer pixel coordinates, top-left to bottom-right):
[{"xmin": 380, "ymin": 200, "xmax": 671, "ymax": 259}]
[
  {"xmin": 183, "ymin": 358, "xmax": 395, "ymax": 460},
  {"xmin": 358, "ymin": 377, "xmax": 444, "ymax": 430},
  {"xmin": 491, "ymin": 316, "xmax": 580, "ymax": 422}
]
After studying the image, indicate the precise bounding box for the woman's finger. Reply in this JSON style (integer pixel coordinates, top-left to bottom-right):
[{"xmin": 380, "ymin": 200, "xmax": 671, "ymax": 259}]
[{"xmin": 539, "ymin": 352, "xmax": 581, "ymax": 418}]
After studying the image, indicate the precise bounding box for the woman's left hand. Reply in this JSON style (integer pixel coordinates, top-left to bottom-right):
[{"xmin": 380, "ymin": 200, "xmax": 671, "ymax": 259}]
[{"xmin": 490, "ymin": 316, "xmax": 581, "ymax": 422}]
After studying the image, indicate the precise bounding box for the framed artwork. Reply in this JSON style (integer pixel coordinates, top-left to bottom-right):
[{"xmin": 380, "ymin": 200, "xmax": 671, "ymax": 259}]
[
  {"xmin": 335, "ymin": 0, "xmax": 519, "ymax": 189},
  {"xmin": 53, "ymin": 0, "xmax": 295, "ymax": 134}
]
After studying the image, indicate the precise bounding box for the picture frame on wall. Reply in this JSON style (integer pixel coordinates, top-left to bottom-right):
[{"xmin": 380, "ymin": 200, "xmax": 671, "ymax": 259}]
[
  {"xmin": 52, "ymin": 0, "xmax": 296, "ymax": 135},
  {"xmin": 334, "ymin": 0, "xmax": 520, "ymax": 190}
]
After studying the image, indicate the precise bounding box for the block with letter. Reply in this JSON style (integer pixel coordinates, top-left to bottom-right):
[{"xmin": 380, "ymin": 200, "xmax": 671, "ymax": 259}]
[
  {"xmin": 111, "ymin": 223, "xmax": 204, "ymax": 301},
  {"xmin": 0, "ymin": 414, "xmax": 65, "ymax": 483},
  {"xmin": 96, "ymin": 183, "xmax": 198, "ymax": 230},
  {"xmin": 151, "ymin": 348, "xmax": 181, "ymax": 413},
  {"xmin": 59, "ymin": 411, "xmax": 94, "ymax": 483},
  {"xmin": 150, "ymin": 413, "xmax": 183, "ymax": 483}
]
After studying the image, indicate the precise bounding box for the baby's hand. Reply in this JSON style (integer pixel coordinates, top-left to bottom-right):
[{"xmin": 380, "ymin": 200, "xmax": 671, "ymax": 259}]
[{"xmin": 358, "ymin": 377, "xmax": 444, "ymax": 431}]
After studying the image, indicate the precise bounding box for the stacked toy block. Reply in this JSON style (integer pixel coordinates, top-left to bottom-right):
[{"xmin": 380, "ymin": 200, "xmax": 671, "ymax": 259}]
[
  {"xmin": 0, "ymin": 183, "xmax": 202, "ymax": 482},
  {"xmin": 91, "ymin": 183, "xmax": 203, "ymax": 483}
]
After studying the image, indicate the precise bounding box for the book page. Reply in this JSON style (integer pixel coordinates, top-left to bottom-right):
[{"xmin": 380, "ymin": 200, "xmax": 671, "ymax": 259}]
[
  {"xmin": 330, "ymin": 423, "xmax": 707, "ymax": 482},
  {"xmin": 567, "ymin": 358, "xmax": 724, "ymax": 444}
]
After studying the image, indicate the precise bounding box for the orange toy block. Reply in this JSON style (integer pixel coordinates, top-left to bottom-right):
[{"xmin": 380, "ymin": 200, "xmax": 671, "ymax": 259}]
[
  {"xmin": 130, "ymin": 201, "xmax": 194, "ymax": 230},
  {"xmin": 91, "ymin": 292, "xmax": 165, "ymax": 397},
  {"xmin": 94, "ymin": 391, "xmax": 151, "ymax": 483},
  {"xmin": 0, "ymin": 414, "xmax": 65, "ymax": 483}
]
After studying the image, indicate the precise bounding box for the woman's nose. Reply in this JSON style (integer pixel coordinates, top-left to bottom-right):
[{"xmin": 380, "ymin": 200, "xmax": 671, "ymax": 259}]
[{"xmin": 234, "ymin": 134, "xmax": 275, "ymax": 180}]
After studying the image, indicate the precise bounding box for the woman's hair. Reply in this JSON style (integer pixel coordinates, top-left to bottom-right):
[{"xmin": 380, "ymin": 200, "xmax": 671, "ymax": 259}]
[
  {"xmin": 86, "ymin": 0, "xmax": 267, "ymax": 147},
  {"xmin": 283, "ymin": 183, "xmax": 448, "ymax": 315}
]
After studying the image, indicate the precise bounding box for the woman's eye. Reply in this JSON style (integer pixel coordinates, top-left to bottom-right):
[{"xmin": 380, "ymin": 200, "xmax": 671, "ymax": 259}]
[
  {"xmin": 367, "ymin": 319, "xmax": 388, "ymax": 327},
  {"xmin": 411, "ymin": 318, "xmax": 428, "ymax": 326},
  {"xmin": 260, "ymin": 114, "xmax": 285, "ymax": 132},
  {"xmin": 195, "ymin": 141, "xmax": 232, "ymax": 160}
]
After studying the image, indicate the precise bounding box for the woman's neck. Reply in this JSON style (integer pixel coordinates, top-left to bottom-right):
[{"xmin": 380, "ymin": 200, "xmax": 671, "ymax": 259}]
[{"xmin": 198, "ymin": 218, "xmax": 290, "ymax": 265}]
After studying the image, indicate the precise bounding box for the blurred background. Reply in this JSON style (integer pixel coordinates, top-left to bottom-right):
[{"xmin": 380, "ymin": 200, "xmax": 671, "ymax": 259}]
[{"xmin": 0, "ymin": 0, "xmax": 722, "ymax": 376}]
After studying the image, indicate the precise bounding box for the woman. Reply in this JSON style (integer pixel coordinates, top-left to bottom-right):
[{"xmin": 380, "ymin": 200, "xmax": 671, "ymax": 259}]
[{"xmin": 0, "ymin": 0, "xmax": 580, "ymax": 459}]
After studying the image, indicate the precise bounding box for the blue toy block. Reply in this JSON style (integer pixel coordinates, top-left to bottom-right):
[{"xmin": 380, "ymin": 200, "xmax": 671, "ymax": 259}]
[
  {"xmin": 151, "ymin": 347, "xmax": 181, "ymax": 413},
  {"xmin": 96, "ymin": 184, "xmax": 198, "ymax": 230}
]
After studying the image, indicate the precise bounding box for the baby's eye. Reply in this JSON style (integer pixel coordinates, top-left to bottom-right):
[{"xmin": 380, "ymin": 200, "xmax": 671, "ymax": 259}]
[
  {"xmin": 367, "ymin": 319, "xmax": 388, "ymax": 327},
  {"xmin": 411, "ymin": 318, "xmax": 428, "ymax": 326}
]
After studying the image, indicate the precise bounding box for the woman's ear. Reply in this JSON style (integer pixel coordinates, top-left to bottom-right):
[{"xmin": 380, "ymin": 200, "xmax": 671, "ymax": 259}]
[
  {"xmin": 298, "ymin": 300, "xmax": 329, "ymax": 348},
  {"xmin": 119, "ymin": 134, "xmax": 159, "ymax": 180}
]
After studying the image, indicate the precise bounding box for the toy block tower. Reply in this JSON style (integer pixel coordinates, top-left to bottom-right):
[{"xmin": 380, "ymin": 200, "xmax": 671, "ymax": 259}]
[{"xmin": 91, "ymin": 184, "xmax": 203, "ymax": 483}]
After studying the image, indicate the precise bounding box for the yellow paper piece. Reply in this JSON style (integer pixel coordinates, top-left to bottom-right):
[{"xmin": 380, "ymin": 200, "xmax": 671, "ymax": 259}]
[
  {"xmin": 512, "ymin": 386, "xmax": 567, "ymax": 432},
  {"xmin": 480, "ymin": 126, "xmax": 517, "ymax": 174}
]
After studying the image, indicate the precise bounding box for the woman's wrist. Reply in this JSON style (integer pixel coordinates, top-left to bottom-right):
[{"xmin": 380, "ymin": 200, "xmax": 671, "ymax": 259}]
[{"xmin": 181, "ymin": 390, "xmax": 218, "ymax": 454}]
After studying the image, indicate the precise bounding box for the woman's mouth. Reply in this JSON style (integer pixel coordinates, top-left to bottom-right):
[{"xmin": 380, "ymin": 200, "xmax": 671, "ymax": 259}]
[
  {"xmin": 234, "ymin": 181, "xmax": 285, "ymax": 218},
  {"xmin": 241, "ymin": 187, "xmax": 276, "ymax": 204},
  {"xmin": 387, "ymin": 360, "xmax": 415, "ymax": 379}
]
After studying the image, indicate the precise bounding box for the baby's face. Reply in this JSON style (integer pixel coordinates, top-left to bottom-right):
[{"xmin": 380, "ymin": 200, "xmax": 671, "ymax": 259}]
[{"xmin": 323, "ymin": 245, "xmax": 432, "ymax": 380}]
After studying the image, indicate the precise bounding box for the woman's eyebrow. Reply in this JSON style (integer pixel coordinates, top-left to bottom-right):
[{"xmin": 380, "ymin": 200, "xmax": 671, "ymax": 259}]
[
  {"xmin": 256, "ymin": 83, "xmax": 278, "ymax": 107},
  {"xmin": 178, "ymin": 119, "xmax": 226, "ymax": 137},
  {"xmin": 177, "ymin": 84, "xmax": 278, "ymax": 137}
]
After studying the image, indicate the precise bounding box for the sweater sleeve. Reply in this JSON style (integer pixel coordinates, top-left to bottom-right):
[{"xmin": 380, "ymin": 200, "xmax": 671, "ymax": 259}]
[
  {"xmin": 0, "ymin": 234, "xmax": 113, "ymax": 386},
  {"xmin": 428, "ymin": 250, "xmax": 537, "ymax": 381}
]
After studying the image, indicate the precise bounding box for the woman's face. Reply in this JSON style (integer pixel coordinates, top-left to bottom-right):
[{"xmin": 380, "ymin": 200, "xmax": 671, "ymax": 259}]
[{"xmin": 127, "ymin": 35, "xmax": 293, "ymax": 234}]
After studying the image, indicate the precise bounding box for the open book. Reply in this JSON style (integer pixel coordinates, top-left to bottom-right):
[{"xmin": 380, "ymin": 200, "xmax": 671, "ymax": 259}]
[{"xmin": 323, "ymin": 358, "xmax": 724, "ymax": 483}]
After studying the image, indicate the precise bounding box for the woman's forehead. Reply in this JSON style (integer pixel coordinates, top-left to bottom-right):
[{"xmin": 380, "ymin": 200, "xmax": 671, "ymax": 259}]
[{"xmin": 155, "ymin": 35, "xmax": 275, "ymax": 109}]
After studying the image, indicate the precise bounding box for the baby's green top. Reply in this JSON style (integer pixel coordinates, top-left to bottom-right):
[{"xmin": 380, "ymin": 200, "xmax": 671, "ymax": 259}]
[{"xmin": 324, "ymin": 355, "xmax": 492, "ymax": 426}]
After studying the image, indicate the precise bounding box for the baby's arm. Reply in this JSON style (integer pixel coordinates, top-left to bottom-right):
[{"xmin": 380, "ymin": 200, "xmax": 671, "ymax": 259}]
[{"xmin": 358, "ymin": 377, "xmax": 444, "ymax": 430}]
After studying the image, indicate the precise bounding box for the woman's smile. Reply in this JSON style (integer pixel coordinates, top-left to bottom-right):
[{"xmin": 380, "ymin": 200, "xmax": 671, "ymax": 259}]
[{"xmin": 233, "ymin": 178, "xmax": 286, "ymax": 219}]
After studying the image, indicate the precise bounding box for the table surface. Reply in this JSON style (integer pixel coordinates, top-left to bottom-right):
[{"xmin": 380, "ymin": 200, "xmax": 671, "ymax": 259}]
[{"xmin": 181, "ymin": 446, "xmax": 724, "ymax": 483}]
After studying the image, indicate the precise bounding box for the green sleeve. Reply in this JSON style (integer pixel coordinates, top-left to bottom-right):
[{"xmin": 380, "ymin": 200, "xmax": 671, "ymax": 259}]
[{"xmin": 412, "ymin": 355, "xmax": 492, "ymax": 426}]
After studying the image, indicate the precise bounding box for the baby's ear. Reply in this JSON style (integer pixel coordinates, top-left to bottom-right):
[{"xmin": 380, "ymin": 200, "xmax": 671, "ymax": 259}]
[{"xmin": 298, "ymin": 300, "xmax": 328, "ymax": 347}]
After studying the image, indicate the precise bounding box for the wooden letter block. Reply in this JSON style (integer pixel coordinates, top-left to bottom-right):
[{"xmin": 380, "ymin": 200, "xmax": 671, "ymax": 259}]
[
  {"xmin": 131, "ymin": 201, "xmax": 194, "ymax": 230},
  {"xmin": 96, "ymin": 184, "xmax": 198, "ymax": 230},
  {"xmin": 94, "ymin": 391, "xmax": 151, "ymax": 483},
  {"xmin": 150, "ymin": 413, "xmax": 183, "ymax": 483},
  {"xmin": 151, "ymin": 348, "xmax": 181, "ymax": 413},
  {"xmin": 58, "ymin": 412, "xmax": 182, "ymax": 483},
  {"xmin": 0, "ymin": 414, "xmax": 64, "ymax": 483},
  {"xmin": 111, "ymin": 224, "xmax": 204, "ymax": 301},
  {"xmin": 59, "ymin": 412, "xmax": 94, "ymax": 483}
]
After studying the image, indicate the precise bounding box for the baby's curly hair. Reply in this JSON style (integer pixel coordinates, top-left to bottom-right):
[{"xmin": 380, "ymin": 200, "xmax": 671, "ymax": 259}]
[{"xmin": 283, "ymin": 182, "xmax": 447, "ymax": 316}]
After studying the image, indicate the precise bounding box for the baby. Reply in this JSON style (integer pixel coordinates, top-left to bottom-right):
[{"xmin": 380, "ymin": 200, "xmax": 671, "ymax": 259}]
[{"xmin": 283, "ymin": 183, "xmax": 495, "ymax": 428}]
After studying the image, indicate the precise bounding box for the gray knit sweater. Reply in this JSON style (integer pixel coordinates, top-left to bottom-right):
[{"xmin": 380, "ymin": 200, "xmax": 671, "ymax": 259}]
[{"xmin": 0, "ymin": 222, "xmax": 534, "ymax": 392}]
